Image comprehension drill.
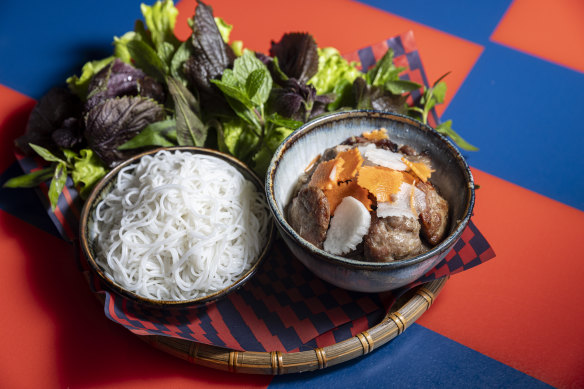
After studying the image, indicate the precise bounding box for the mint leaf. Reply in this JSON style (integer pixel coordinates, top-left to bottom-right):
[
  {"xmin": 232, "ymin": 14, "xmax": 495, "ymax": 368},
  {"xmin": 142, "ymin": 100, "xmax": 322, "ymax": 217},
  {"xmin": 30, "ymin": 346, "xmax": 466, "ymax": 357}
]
[
  {"xmin": 211, "ymin": 79, "xmax": 253, "ymax": 108},
  {"xmin": 246, "ymin": 68, "xmax": 270, "ymax": 105},
  {"xmin": 233, "ymin": 50, "xmax": 270, "ymax": 89},
  {"xmin": 224, "ymin": 95, "xmax": 261, "ymax": 129}
]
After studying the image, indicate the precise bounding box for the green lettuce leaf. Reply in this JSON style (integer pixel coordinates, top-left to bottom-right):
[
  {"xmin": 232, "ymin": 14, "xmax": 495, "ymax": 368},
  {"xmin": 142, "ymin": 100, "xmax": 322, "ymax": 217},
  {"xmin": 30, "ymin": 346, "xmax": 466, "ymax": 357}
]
[
  {"xmin": 217, "ymin": 118, "xmax": 259, "ymax": 161},
  {"xmin": 252, "ymin": 126, "xmax": 294, "ymax": 176},
  {"xmin": 71, "ymin": 149, "xmax": 107, "ymax": 198},
  {"xmin": 113, "ymin": 32, "xmax": 138, "ymax": 64},
  {"xmin": 214, "ymin": 17, "xmax": 232, "ymax": 43},
  {"xmin": 66, "ymin": 57, "xmax": 114, "ymax": 100},
  {"xmin": 310, "ymin": 47, "xmax": 361, "ymax": 94},
  {"xmin": 309, "ymin": 47, "xmax": 361, "ymax": 110},
  {"xmin": 141, "ymin": 0, "xmax": 180, "ymax": 49},
  {"xmin": 214, "ymin": 16, "xmax": 244, "ymax": 56}
]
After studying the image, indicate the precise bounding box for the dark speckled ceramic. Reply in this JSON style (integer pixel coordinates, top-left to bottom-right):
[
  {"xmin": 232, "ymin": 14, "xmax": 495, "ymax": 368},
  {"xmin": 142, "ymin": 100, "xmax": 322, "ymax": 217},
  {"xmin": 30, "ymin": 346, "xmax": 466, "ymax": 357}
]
[
  {"xmin": 265, "ymin": 110, "xmax": 475, "ymax": 293},
  {"xmin": 79, "ymin": 146, "xmax": 275, "ymax": 310}
]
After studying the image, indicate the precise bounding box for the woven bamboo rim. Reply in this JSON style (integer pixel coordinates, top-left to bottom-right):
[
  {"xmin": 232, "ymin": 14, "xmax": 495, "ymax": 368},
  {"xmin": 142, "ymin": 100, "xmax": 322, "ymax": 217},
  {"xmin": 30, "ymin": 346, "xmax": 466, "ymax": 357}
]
[{"xmin": 135, "ymin": 277, "xmax": 447, "ymax": 375}]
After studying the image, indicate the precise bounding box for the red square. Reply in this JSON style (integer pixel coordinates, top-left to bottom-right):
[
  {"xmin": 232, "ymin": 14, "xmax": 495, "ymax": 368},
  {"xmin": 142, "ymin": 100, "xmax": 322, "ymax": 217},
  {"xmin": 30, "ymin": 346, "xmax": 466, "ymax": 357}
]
[
  {"xmin": 458, "ymin": 244, "xmax": 478, "ymax": 265},
  {"xmin": 371, "ymin": 40, "xmax": 389, "ymax": 62},
  {"xmin": 401, "ymin": 30, "xmax": 417, "ymax": 54}
]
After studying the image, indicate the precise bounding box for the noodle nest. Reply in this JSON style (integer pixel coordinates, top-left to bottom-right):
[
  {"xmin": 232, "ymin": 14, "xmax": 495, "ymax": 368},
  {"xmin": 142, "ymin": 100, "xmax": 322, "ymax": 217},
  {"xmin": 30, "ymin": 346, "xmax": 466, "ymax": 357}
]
[{"xmin": 93, "ymin": 149, "xmax": 270, "ymax": 301}]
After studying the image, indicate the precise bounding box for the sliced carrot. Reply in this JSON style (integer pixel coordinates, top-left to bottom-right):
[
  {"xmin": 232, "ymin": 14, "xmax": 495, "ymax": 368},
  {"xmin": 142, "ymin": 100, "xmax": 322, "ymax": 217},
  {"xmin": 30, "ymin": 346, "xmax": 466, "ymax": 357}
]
[
  {"xmin": 309, "ymin": 158, "xmax": 345, "ymax": 190},
  {"xmin": 401, "ymin": 157, "xmax": 434, "ymax": 183},
  {"xmin": 401, "ymin": 171, "xmax": 417, "ymax": 185},
  {"xmin": 362, "ymin": 128, "xmax": 388, "ymax": 141},
  {"xmin": 324, "ymin": 179, "xmax": 372, "ymax": 214},
  {"xmin": 336, "ymin": 148, "xmax": 363, "ymax": 182},
  {"xmin": 357, "ymin": 166, "xmax": 403, "ymax": 203}
]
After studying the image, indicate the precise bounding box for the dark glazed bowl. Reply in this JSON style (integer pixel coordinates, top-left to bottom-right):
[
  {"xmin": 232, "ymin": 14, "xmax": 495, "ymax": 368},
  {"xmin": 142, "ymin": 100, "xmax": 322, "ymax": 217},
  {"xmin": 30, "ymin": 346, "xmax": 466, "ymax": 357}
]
[
  {"xmin": 265, "ymin": 110, "xmax": 475, "ymax": 293},
  {"xmin": 79, "ymin": 146, "xmax": 275, "ymax": 309}
]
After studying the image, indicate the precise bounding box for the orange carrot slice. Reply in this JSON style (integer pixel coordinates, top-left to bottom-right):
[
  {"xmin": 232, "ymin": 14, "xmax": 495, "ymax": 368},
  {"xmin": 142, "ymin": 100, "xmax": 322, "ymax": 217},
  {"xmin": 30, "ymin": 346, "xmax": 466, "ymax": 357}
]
[
  {"xmin": 401, "ymin": 158, "xmax": 433, "ymax": 183},
  {"xmin": 357, "ymin": 166, "xmax": 403, "ymax": 202},
  {"xmin": 309, "ymin": 158, "xmax": 345, "ymax": 190},
  {"xmin": 324, "ymin": 179, "xmax": 372, "ymax": 214},
  {"xmin": 362, "ymin": 128, "xmax": 388, "ymax": 141},
  {"xmin": 335, "ymin": 148, "xmax": 363, "ymax": 182}
]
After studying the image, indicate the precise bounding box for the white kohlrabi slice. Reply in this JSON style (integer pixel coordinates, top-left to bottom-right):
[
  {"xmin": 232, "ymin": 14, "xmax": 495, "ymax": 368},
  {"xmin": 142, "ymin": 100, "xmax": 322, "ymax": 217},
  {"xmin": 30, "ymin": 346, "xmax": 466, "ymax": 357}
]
[
  {"xmin": 363, "ymin": 147, "xmax": 408, "ymax": 171},
  {"xmin": 323, "ymin": 196, "xmax": 371, "ymax": 255},
  {"xmin": 377, "ymin": 182, "xmax": 426, "ymax": 219},
  {"xmin": 357, "ymin": 143, "xmax": 377, "ymax": 158}
]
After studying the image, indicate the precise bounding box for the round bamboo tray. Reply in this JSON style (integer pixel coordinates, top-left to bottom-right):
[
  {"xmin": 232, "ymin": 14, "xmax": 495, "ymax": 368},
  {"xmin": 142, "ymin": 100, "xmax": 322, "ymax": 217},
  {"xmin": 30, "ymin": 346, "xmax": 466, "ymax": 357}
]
[{"xmin": 136, "ymin": 277, "xmax": 447, "ymax": 375}]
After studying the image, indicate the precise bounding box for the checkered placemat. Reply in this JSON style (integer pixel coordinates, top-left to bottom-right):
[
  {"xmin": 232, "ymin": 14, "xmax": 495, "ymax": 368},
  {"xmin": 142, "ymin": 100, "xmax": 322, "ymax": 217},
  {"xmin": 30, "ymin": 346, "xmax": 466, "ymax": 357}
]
[{"xmin": 84, "ymin": 220, "xmax": 494, "ymax": 352}]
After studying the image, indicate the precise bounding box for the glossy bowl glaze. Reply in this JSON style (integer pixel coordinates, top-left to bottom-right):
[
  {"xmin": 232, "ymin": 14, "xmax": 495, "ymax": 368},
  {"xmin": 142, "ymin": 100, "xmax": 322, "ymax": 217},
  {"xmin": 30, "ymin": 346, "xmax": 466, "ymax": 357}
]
[
  {"xmin": 79, "ymin": 146, "xmax": 275, "ymax": 309},
  {"xmin": 266, "ymin": 110, "xmax": 474, "ymax": 293}
]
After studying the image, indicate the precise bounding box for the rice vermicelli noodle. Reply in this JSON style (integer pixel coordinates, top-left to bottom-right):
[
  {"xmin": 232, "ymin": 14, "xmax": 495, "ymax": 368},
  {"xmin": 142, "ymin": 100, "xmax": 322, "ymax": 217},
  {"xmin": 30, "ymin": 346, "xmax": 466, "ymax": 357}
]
[{"xmin": 93, "ymin": 149, "xmax": 270, "ymax": 301}]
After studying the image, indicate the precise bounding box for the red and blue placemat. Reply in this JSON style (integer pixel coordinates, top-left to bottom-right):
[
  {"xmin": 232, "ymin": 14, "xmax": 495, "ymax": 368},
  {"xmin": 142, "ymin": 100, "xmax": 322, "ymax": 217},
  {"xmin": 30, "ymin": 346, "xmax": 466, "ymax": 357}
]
[
  {"xmin": 14, "ymin": 31, "xmax": 495, "ymax": 353},
  {"xmin": 85, "ymin": 221, "xmax": 493, "ymax": 353}
]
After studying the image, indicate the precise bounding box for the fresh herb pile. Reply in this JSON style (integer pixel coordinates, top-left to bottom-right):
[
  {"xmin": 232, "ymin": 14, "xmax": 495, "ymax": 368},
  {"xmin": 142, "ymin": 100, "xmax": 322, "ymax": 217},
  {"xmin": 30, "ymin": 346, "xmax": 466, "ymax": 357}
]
[{"xmin": 5, "ymin": 0, "xmax": 476, "ymax": 210}]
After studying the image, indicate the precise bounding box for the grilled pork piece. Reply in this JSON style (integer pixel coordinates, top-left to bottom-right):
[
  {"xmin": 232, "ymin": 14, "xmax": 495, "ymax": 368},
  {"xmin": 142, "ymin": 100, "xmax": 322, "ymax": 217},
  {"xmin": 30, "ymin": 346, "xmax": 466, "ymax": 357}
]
[
  {"xmin": 416, "ymin": 181, "xmax": 449, "ymax": 245},
  {"xmin": 364, "ymin": 215, "xmax": 424, "ymax": 262},
  {"xmin": 287, "ymin": 185, "xmax": 330, "ymax": 248}
]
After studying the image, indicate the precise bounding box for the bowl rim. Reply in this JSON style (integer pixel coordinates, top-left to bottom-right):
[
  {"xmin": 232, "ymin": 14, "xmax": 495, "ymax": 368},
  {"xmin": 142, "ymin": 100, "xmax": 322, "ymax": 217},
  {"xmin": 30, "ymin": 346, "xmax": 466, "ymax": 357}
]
[
  {"xmin": 265, "ymin": 109, "xmax": 475, "ymax": 271},
  {"xmin": 79, "ymin": 146, "xmax": 275, "ymax": 309}
]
